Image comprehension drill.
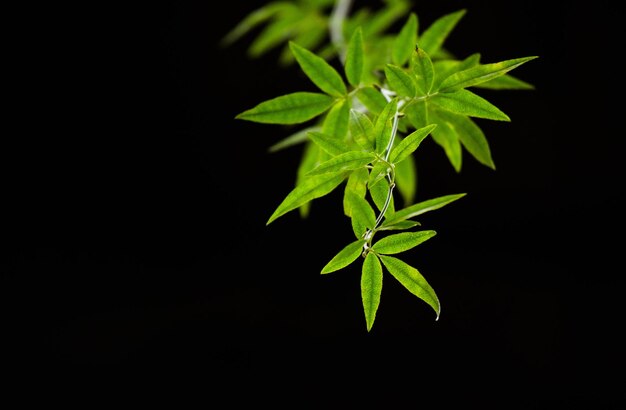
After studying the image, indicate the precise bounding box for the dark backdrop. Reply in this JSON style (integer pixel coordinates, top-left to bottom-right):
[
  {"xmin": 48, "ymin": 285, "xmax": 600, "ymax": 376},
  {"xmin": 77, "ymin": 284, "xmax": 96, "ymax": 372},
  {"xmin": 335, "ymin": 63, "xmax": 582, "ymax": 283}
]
[{"xmin": 4, "ymin": 0, "xmax": 625, "ymax": 407}]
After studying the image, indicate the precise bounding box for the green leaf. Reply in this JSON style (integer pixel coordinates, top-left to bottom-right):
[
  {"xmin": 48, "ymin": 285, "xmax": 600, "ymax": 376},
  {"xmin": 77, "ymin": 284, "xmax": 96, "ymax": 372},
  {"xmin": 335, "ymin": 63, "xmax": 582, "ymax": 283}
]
[
  {"xmin": 322, "ymin": 98, "xmax": 351, "ymax": 138},
  {"xmin": 307, "ymin": 131, "xmax": 351, "ymax": 156},
  {"xmin": 404, "ymin": 100, "xmax": 429, "ymax": 130},
  {"xmin": 221, "ymin": 2, "xmax": 293, "ymax": 46},
  {"xmin": 383, "ymin": 193, "xmax": 466, "ymax": 226},
  {"xmin": 345, "ymin": 191, "xmax": 376, "ymax": 238},
  {"xmin": 378, "ymin": 220, "xmax": 421, "ymax": 231},
  {"xmin": 345, "ymin": 27, "xmax": 364, "ymax": 87},
  {"xmin": 267, "ymin": 173, "xmax": 346, "ymax": 224},
  {"xmin": 429, "ymin": 108, "xmax": 463, "ymax": 172},
  {"xmin": 438, "ymin": 56, "xmax": 538, "ymax": 93},
  {"xmin": 306, "ymin": 151, "xmax": 375, "ymax": 176},
  {"xmin": 248, "ymin": 13, "xmax": 300, "ymax": 58},
  {"xmin": 392, "ymin": 12, "xmax": 418, "ymax": 66},
  {"xmin": 321, "ymin": 239, "xmax": 365, "ymax": 274},
  {"xmin": 379, "ymin": 255, "xmax": 440, "ymax": 320},
  {"xmin": 295, "ymin": 141, "xmax": 322, "ymax": 219},
  {"xmin": 362, "ymin": 252, "xmax": 383, "ymax": 332},
  {"xmin": 431, "ymin": 89, "xmax": 510, "ymax": 121},
  {"xmin": 343, "ymin": 167, "xmax": 368, "ymax": 217},
  {"xmin": 236, "ymin": 92, "xmax": 334, "ymax": 124},
  {"xmin": 349, "ymin": 110, "xmax": 375, "ymax": 150},
  {"xmin": 362, "ymin": 0, "xmax": 411, "ymax": 38},
  {"xmin": 384, "ymin": 64, "xmax": 417, "ymax": 97},
  {"xmin": 268, "ymin": 125, "xmax": 319, "ymax": 153},
  {"xmin": 411, "ymin": 47, "xmax": 435, "ymax": 95},
  {"xmin": 394, "ymin": 151, "xmax": 417, "ymax": 206},
  {"xmin": 418, "ymin": 9, "xmax": 466, "ymax": 57},
  {"xmin": 367, "ymin": 161, "xmax": 390, "ymax": 188},
  {"xmin": 372, "ymin": 230, "xmax": 437, "ymax": 254},
  {"xmin": 369, "ymin": 177, "xmax": 394, "ymax": 217},
  {"xmin": 390, "ymin": 124, "xmax": 437, "ymax": 163},
  {"xmin": 475, "ymin": 74, "xmax": 535, "ymax": 90},
  {"xmin": 374, "ymin": 98, "xmax": 398, "ymax": 155},
  {"xmin": 289, "ymin": 41, "xmax": 347, "ymax": 97},
  {"xmin": 356, "ymin": 86, "xmax": 388, "ymax": 116},
  {"xmin": 434, "ymin": 110, "xmax": 495, "ymax": 169}
]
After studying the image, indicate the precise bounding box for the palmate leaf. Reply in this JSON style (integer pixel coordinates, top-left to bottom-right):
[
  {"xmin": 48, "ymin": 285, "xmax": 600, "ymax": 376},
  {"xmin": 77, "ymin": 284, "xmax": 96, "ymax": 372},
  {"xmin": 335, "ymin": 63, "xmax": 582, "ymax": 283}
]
[
  {"xmin": 392, "ymin": 12, "xmax": 418, "ymax": 66},
  {"xmin": 306, "ymin": 151, "xmax": 375, "ymax": 176},
  {"xmin": 362, "ymin": 252, "xmax": 383, "ymax": 332},
  {"xmin": 321, "ymin": 238, "xmax": 365, "ymax": 274},
  {"xmin": 236, "ymin": 92, "xmax": 334, "ymax": 124},
  {"xmin": 383, "ymin": 193, "xmax": 466, "ymax": 226},
  {"xmin": 267, "ymin": 172, "xmax": 346, "ymax": 225},
  {"xmin": 379, "ymin": 255, "xmax": 440, "ymax": 320},
  {"xmin": 372, "ymin": 230, "xmax": 437, "ymax": 254},
  {"xmin": 418, "ymin": 9, "xmax": 466, "ymax": 57},
  {"xmin": 344, "ymin": 27, "xmax": 364, "ymax": 87},
  {"xmin": 438, "ymin": 56, "xmax": 538, "ymax": 93},
  {"xmin": 431, "ymin": 89, "xmax": 510, "ymax": 121},
  {"xmin": 289, "ymin": 41, "xmax": 347, "ymax": 97}
]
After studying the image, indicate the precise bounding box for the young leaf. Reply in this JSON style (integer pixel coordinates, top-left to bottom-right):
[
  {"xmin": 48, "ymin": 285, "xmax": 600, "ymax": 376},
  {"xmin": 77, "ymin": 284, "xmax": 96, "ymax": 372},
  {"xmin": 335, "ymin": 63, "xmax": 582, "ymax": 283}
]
[
  {"xmin": 390, "ymin": 124, "xmax": 437, "ymax": 163},
  {"xmin": 349, "ymin": 110, "xmax": 375, "ymax": 150},
  {"xmin": 345, "ymin": 191, "xmax": 376, "ymax": 238},
  {"xmin": 392, "ymin": 12, "xmax": 418, "ymax": 66},
  {"xmin": 384, "ymin": 64, "xmax": 417, "ymax": 97},
  {"xmin": 344, "ymin": 167, "xmax": 368, "ymax": 217},
  {"xmin": 362, "ymin": 252, "xmax": 383, "ymax": 332},
  {"xmin": 379, "ymin": 255, "xmax": 440, "ymax": 320},
  {"xmin": 289, "ymin": 41, "xmax": 347, "ymax": 97},
  {"xmin": 374, "ymin": 98, "xmax": 398, "ymax": 155},
  {"xmin": 306, "ymin": 151, "xmax": 375, "ymax": 176},
  {"xmin": 431, "ymin": 89, "xmax": 510, "ymax": 121},
  {"xmin": 267, "ymin": 173, "xmax": 346, "ymax": 225},
  {"xmin": 321, "ymin": 239, "xmax": 366, "ymax": 274},
  {"xmin": 356, "ymin": 86, "xmax": 388, "ymax": 116},
  {"xmin": 236, "ymin": 92, "xmax": 334, "ymax": 124},
  {"xmin": 344, "ymin": 27, "xmax": 364, "ymax": 87},
  {"xmin": 372, "ymin": 230, "xmax": 437, "ymax": 255},
  {"xmin": 322, "ymin": 98, "xmax": 351, "ymax": 138},
  {"xmin": 307, "ymin": 131, "xmax": 351, "ymax": 156},
  {"xmin": 383, "ymin": 193, "xmax": 466, "ymax": 226},
  {"xmin": 438, "ymin": 56, "xmax": 538, "ymax": 93},
  {"xmin": 411, "ymin": 47, "xmax": 435, "ymax": 95},
  {"xmin": 418, "ymin": 9, "xmax": 466, "ymax": 57}
]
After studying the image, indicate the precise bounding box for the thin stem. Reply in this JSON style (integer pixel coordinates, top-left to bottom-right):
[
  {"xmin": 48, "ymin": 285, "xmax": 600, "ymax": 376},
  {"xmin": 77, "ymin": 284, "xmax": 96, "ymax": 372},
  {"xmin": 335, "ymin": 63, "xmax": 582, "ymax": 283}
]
[{"xmin": 330, "ymin": 0, "xmax": 353, "ymax": 64}]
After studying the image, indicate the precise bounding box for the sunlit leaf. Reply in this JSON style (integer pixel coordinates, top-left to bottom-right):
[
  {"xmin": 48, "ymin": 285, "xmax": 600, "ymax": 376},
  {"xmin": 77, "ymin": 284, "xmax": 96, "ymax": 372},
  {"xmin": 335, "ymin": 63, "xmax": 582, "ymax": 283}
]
[
  {"xmin": 349, "ymin": 109, "xmax": 375, "ymax": 150},
  {"xmin": 307, "ymin": 131, "xmax": 351, "ymax": 156},
  {"xmin": 356, "ymin": 86, "xmax": 388, "ymax": 116},
  {"xmin": 411, "ymin": 47, "xmax": 434, "ymax": 94},
  {"xmin": 431, "ymin": 89, "xmax": 510, "ymax": 121},
  {"xmin": 344, "ymin": 167, "xmax": 368, "ymax": 216},
  {"xmin": 418, "ymin": 9, "xmax": 466, "ymax": 57},
  {"xmin": 378, "ymin": 220, "xmax": 420, "ymax": 231},
  {"xmin": 390, "ymin": 124, "xmax": 437, "ymax": 163},
  {"xmin": 267, "ymin": 172, "xmax": 346, "ymax": 224},
  {"xmin": 307, "ymin": 151, "xmax": 374, "ymax": 176},
  {"xmin": 345, "ymin": 191, "xmax": 376, "ymax": 238},
  {"xmin": 404, "ymin": 100, "xmax": 429, "ymax": 130},
  {"xmin": 321, "ymin": 239, "xmax": 365, "ymax": 274},
  {"xmin": 372, "ymin": 230, "xmax": 437, "ymax": 254},
  {"xmin": 374, "ymin": 98, "xmax": 398, "ymax": 155},
  {"xmin": 345, "ymin": 27, "xmax": 364, "ymax": 87},
  {"xmin": 289, "ymin": 41, "xmax": 347, "ymax": 97},
  {"xmin": 362, "ymin": 252, "xmax": 383, "ymax": 332},
  {"xmin": 367, "ymin": 161, "xmax": 390, "ymax": 189},
  {"xmin": 236, "ymin": 92, "xmax": 334, "ymax": 124},
  {"xmin": 323, "ymin": 98, "xmax": 351, "ymax": 138},
  {"xmin": 379, "ymin": 255, "xmax": 440, "ymax": 320},
  {"xmin": 384, "ymin": 64, "xmax": 417, "ymax": 97},
  {"xmin": 393, "ymin": 12, "xmax": 418, "ymax": 66},
  {"xmin": 369, "ymin": 176, "xmax": 394, "ymax": 217},
  {"xmin": 475, "ymin": 74, "xmax": 535, "ymax": 90},
  {"xmin": 383, "ymin": 193, "xmax": 466, "ymax": 226}
]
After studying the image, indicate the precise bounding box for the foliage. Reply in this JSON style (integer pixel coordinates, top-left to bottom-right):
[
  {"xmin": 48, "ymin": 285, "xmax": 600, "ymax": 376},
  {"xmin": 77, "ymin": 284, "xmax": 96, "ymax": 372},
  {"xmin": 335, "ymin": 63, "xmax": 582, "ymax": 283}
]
[{"xmin": 224, "ymin": 0, "xmax": 536, "ymax": 331}]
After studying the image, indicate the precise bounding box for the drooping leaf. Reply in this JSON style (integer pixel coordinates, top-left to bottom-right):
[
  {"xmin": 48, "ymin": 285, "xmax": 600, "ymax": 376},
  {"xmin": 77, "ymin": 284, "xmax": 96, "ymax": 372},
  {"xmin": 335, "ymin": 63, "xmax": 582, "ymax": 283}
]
[
  {"xmin": 418, "ymin": 9, "xmax": 466, "ymax": 57},
  {"xmin": 321, "ymin": 239, "xmax": 366, "ymax": 274},
  {"xmin": 431, "ymin": 89, "xmax": 510, "ymax": 121},
  {"xmin": 344, "ymin": 167, "xmax": 368, "ymax": 216},
  {"xmin": 379, "ymin": 255, "xmax": 440, "ymax": 320},
  {"xmin": 345, "ymin": 27, "xmax": 364, "ymax": 87},
  {"xmin": 372, "ymin": 230, "xmax": 437, "ymax": 254},
  {"xmin": 356, "ymin": 86, "xmax": 388, "ymax": 116},
  {"xmin": 384, "ymin": 64, "xmax": 417, "ymax": 97},
  {"xmin": 411, "ymin": 47, "xmax": 434, "ymax": 95},
  {"xmin": 289, "ymin": 41, "xmax": 347, "ymax": 97},
  {"xmin": 322, "ymin": 98, "xmax": 351, "ymax": 138},
  {"xmin": 392, "ymin": 12, "xmax": 418, "ymax": 66},
  {"xmin": 236, "ymin": 92, "xmax": 334, "ymax": 124},
  {"xmin": 390, "ymin": 124, "xmax": 437, "ymax": 163},
  {"xmin": 362, "ymin": 252, "xmax": 383, "ymax": 332},
  {"xmin": 345, "ymin": 191, "xmax": 377, "ymax": 238},
  {"xmin": 307, "ymin": 131, "xmax": 351, "ymax": 156},
  {"xmin": 434, "ymin": 110, "xmax": 495, "ymax": 169},
  {"xmin": 374, "ymin": 98, "xmax": 398, "ymax": 155},
  {"xmin": 268, "ymin": 125, "xmax": 320, "ymax": 153},
  {"xmin": 306, "ymin": 151, "xmax": 375, "ymax": 176},
  {"xmin": 438, "ymin": 56, "xmax": 538, "ymax": 93},
  {"xmin": 383, "ymin": 193, "xmax": 466, "ymax": 226},
  {"xmin": 267, "ymin": 172, "xmax": 346, "ymax": 224},
  {"xmin": 394, "ymin": 151, "xmax": 417, "ymax": 206},
  {"xmin": 429, "ymin": 108, "xmax": 463, "ymax": 172},
  {"xmin": 349, "ymin": 109, "xmax": 375, "ymax": 150}
]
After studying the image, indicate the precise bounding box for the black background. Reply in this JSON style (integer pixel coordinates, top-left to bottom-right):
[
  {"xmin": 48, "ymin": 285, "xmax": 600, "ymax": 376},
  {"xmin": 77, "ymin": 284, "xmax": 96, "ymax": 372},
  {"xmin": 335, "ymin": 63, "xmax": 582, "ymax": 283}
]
[{"xmin": 4, "ymin": 0, "xmax": 625, "ymax": 407}]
